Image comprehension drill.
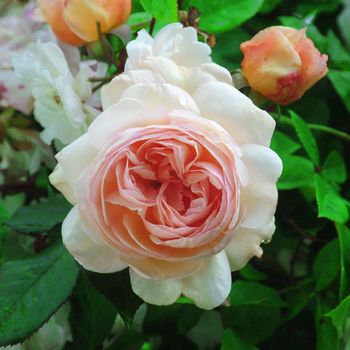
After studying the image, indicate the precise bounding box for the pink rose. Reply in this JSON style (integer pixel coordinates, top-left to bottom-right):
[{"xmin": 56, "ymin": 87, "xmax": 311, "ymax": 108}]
[
  {"xmin": 241, "ymin": 26, "xmax": 328, "ymax": 105},
  {"xmin": 50, "ymin": 25, "xmax": 282, "ymax": 310}
]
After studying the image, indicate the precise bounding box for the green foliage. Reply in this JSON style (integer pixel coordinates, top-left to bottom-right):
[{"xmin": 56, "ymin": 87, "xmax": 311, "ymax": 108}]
[
  {"xmin": 328, "ymin": 70, "xmax": 350, "ymax": 112},
  {"xmin": 85, "ymin": 269, "xmax": 143, "ymax": 328},
  {"xmin": 68, "ymin": 275, "xmax": 117, "ymax": 350},
  {"xmin": 278, "ymin": 155, "xmax": 314, "ymax": 189},
  {"xmin": 223, "ymin": 281, "xmax": 284, "ymax": 344},
  {"xmin": 5, "ymin": 195, "xmax": 71, "ymax": 234},
  {"xmin": 313, "ymin": 239, "xmax": 339, "ymax": 291},
  {"xmin": 189, "ymin": 0, "xmax": 264, "ymax": 33},
  {"xmin": 0, "ymin": 242, "xmax": 79, "ymax": 346},
  {"xmin": 290, "ymin": 110, "xmax": 320, "ymax": 166},
  {"xmin": 314, "ymin": 174, "xmax": 349, "ymax": 224},
  {"xmin": 140, "ymin": 0, "xmax": 178, "ymax": 24},
  {"xmin": 323, "ymin": 151, "xmax": 347, "ymax": 184},
  {"xmin": 1, "ymin": 0, "xmax": 350, "ymax": 349}
]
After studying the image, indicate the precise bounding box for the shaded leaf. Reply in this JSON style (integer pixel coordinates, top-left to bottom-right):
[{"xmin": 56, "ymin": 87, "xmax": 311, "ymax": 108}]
[
  {"xmin": 69, "ymin": 275, "xmax": 117, "ymax": 350},
  {"xmin": 6, "ymin": 196, "xmax": 72, "ymax": 234},
  {"xmin": 0, "ymin": 243, "xmax": 79, "ymax": 346},
  {"xmin": 85, "ymin": 269, "xmax": 142, "ymax": 328},
  {"xmin": 313, "ymin": 239, "xmax": 339, "ymax": 291}
]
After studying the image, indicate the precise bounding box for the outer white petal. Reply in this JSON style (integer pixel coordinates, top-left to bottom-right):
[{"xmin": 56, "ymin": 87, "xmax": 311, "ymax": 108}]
[
  {"xmin": 49, "ymin": 165, "xmax": 76, "ymax": 205},
  {"xmin": 101, "ymin": 70, "xmax": 165, "ymax": 110},
  {"xmin": 62, "ymin": 207, "xmax": 127, "ymax": 273},
  {"xmin": 225, "ymin": 218, "xmax": 276, "ymax": 271},
  {"xmin": 193, "ymin": 82, "xmax": 275, "ymax": 146},
  {"xmin": 54, "ymin": 134, "xmax": 98, "ymax": 201},
  {"xmin": 129, "ymin": 268, "xmax": 182, "ymax": 305},
  {"xmin": 90, "ymin": 84, "xmax": 200, "ymax": 149},
  {"xmin": 182, "ymin": 251, "xmax": 231, "ymax": 310},
  {"xmin": 125, "ymin": 29, "xmax": 154, "ymax": 70},
  {"xmin": 88, "ymin": 98, "xmax": 148, "ymax": 148},
  {"xmin": 201, "ymin": 63, "xmax": 233, "ymax": 85},
  {"xmin": 153, "ymin": 23, "xmax": 211, "ymax": 67},
  {"xmin": 119, "ymin": 83, "xmax": 199, "ymax": 114},
  {"xmin": 240, "ymin": 144, "xmax": 282, "ymax": 229}
]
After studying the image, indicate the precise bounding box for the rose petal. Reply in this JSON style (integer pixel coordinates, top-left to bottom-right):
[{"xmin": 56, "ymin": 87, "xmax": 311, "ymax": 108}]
[
  {"xmin": 182, "ymin": 251, "xmax": 231, "ymax": 309},
  {"xmin": 193, "ymin": 81, "xmax": 275, "ymax": 146},
  {"xmin": 101, "ymin": 70, "xmax": 165, "ymax": 110},
  {"xmin": 129, "ymin": 268, "xmax": 182, "ymax": 305},
  {"xmin": 225, "ymin": 218, "xmax": 275, "ymax": 271},
  {"xmin": 55, "ymin": 134, "xmax": 98, "ymax": 202},
  {"xmin": 240, "ymin": 144, "xmax": 282, "ymax": 229},
  {"xmin": 62, "ymin": 207, "xmax": 127, "ymax": 273}
]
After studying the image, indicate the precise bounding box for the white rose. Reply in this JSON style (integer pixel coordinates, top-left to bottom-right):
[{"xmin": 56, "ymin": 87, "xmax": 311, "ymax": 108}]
[
  {"xmin": 12, "ymin": 42, "xmax": 103, "ymax": 145},
  {"xmin": 50, "ymin": 24, "xmax": 282, "ymax": 310}
]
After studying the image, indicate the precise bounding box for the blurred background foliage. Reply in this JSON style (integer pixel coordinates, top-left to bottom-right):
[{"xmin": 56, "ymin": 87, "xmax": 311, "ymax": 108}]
[{"xmin": 1, "ymin": 0, "xmax": 350, "ymax": 349}]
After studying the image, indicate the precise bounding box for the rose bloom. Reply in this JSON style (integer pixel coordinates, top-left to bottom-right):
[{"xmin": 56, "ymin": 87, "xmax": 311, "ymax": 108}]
[
  {"xmin": 38, "ymin": 0, "xmax": 131, "ymax": 46},
  {"xmin": 241, "ymin": 26, "xmax": 328, "ymax": 105},
  {"xmin": 50, "ymin": 24, "xmax": 282, "ymax": 310}
]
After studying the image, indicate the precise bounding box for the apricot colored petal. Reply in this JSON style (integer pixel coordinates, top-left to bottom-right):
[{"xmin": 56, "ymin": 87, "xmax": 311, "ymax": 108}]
[
  {"xmin": 62, "ymin": 0, "xmax": 131, "ymax": 42},
  {"xmin": 38, "ymin": 0, "xmax": 84, "ymax": 46},
  {"xmin": 241, "ymin": 27, "xmax": 301, "ymax": 102}
]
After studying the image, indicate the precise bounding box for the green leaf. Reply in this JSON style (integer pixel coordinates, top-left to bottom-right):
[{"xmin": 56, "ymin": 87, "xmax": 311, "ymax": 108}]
[
  {"xmin": 85, "ymin": 269, "xmax": 143, "ymax": 328},
  {"xmin": 259, "ymin": 0, "xmax": 282, "ymax": 13},
  {"xmin": 69, "ymin": 275, "xmax": 117, "ymax": 350},
  {"xmin": 313, "ymin": 239, "xmax": 339, "ymax": 291},
  {"xmin": 229, "ymin": 281, "xmax": 285, "ymax": 307},
  {"xmin": 239, "ymin": 264, "xmax": 267, "ymax": 281},
  {"xmin": 270, "ymin": 130, "xmax": 301, "ymax": 157},
  {"xmin": 278, "ymin": 155, "xmax": 314, "ymax": 190},
  {"xmin": 335, "ymin": 224, "xmax": 350, "ymax": 300},
  {"xmin": 212, "ymin": 28, "xmax": 249, "ymax": 70},
  {"xmin": 326, "ymin": 30, "xmax": 350, "ymax": 70},
  {"xmin": 224, "ymin": 281, "xmax": 284, "ymax": 344},
  {"xmin": 0, "ymin": 243, "xmax": 79, "ymax": 346},
  {"xmin": 338, "ymin": 4, "xmax": 350, "ymax": 50},
  {"xmin": 6, "ymin": 195, "xmax": 72, "ymax": 234},
  {"xmin": 140, "ymin": 0, "xmax": 178, "ymax": 23},
  {"xmin": 127, "ymin": 12, "xmax": 153, "ymax": 31},
  {"xmin": 314, "ymin": 174, "xmax": 349, "ymax": 223},
  {"xmin": 187, "ymin": 311, "xmax": 223, "ymax": 350},
  {"xmin": 316, "ymin": 298, "xmax": 340, "ymax": 350},
  {"xmin": 326, "ymin": 295, "xmax": 350, "ymax": 336},
  {"xmin": 190, "ymin": 0, "xmax": 264, "ymax": 33},
  {"xmin": 221, "ymin": 329, "xmax": 257, "ymax": 350},
  {"xmin": 290, "ymin": 111, "xmax": 320, "ymax": 165},
  {"xmin": 323, "ymin": 151, "xmax": 347, "ymax": 184},
  {"xmin": 328, "ymin": 70, "xmax": 350, "ymax": 113}
]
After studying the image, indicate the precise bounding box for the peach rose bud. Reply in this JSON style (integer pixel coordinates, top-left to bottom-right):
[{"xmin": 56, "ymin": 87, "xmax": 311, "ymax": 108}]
[
  {"xmin": 38, "ymin": 0, "xmax": 132, "ymax": 46},
  {"xmin": 240, "ymin": 26, "xmax": 328, "ymax": 105}
]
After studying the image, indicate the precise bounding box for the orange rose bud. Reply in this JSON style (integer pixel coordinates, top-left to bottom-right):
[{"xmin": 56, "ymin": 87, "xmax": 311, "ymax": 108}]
[
  {"xmin": 240, "ymin": 26, "xmax": 328, "ymax": 105},
  {"xmin": 38, "ymin": 0, "xmax": 132, "ymax": 46}
]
